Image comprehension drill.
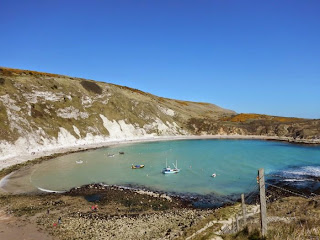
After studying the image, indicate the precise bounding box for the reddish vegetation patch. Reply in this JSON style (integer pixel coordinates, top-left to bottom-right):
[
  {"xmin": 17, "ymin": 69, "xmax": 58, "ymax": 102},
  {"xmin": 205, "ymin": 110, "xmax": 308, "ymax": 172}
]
[
  {"xmin": 272, "ymin": 116, "xmax": 304, "ymax": 122},
  {"xmin": 175, "ymin": 100, "xmax": 189, "ymax": 106},
  {"xmin": 158, "ymin": 97, "xmax": 166, "ymax": 102},
  {"xmin": 108, "ymin": 83, "xmax": 151, "ymax": 96},
  {"xmin": 0, "ymin": 67, "xmax": 63, "ymax": 78},
  {"xmin": 117, "ymin": 85, "xmax": 150, "ymax": 96},
  {"xmin": 220, "ymin": 113, "xmax": 304, "ymax": 123},
  {"xmin": 197, "ymin": 102, "xmax": 210, "ymax": 106}
]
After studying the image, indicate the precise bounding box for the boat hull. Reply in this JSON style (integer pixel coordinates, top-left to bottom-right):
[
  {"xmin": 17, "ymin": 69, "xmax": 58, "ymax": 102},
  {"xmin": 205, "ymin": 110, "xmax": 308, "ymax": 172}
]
[
  {"xmin": 162, "ymin": 169, "xmax": 180, "ymax": 174},
  {"xmin": 132, "ymin": 165, "xmax": 145, "ymax": 169}
]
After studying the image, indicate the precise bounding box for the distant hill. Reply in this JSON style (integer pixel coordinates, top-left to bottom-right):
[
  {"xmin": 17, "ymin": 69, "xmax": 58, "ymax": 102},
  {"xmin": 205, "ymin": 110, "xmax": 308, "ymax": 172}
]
[{"xmin": 0, "ymin": 67, "xmax": 319, "ymax": 161}]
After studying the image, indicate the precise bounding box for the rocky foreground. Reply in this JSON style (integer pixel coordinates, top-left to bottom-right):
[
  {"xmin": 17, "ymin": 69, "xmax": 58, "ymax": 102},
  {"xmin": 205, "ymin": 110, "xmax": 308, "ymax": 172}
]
[
  {"xmin": 2, "ymin": 181, "xmax": 320, "ymax": 240},
  {"xmin": 0, "ymin": 184, "xmax": 221, "ymax": 240},
  {"xmin": 41, "ymin": 208, "xmax": 212, "ymax": 240}
]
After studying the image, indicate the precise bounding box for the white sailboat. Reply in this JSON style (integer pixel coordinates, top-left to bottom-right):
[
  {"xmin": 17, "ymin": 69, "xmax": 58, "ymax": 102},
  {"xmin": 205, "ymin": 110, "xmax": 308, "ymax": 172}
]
[{"xmin": 162, "ymin": 159, "xmax": 180, "ymax": 174}]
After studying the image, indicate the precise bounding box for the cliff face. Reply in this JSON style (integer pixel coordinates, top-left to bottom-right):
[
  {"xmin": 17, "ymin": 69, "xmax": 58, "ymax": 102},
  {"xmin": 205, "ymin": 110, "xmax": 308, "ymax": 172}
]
[
  {"xmin": 0, "ymin": 67, "xmax": 319, "ymax": 162},
  {"xmin": 187, "ymin": 115, "xmax": 320, "ymax": 141},
  {"xmin": 0, "ymin": 67, "xmax": 235, "ymax": 160}
]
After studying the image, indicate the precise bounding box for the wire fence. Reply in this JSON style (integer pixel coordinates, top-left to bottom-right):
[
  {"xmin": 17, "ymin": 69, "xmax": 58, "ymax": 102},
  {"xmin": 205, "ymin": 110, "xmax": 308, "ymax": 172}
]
[
  {"xmin": 221, "ymin": 170, "xmax": 320, "ymax": 238},
  {"xmin": 220, "ymin": 178, "xmax": 260, "ymax": 235}
]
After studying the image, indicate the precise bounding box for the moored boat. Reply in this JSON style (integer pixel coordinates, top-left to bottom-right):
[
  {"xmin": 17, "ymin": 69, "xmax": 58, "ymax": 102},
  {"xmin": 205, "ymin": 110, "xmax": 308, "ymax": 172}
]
[
  {"xmin": 131, "ymin": 164, "xmax": 145, "ymax": 169},
  {"xmin": 162, "ymin": 160, "xmax": 180, "ymax": 174}
]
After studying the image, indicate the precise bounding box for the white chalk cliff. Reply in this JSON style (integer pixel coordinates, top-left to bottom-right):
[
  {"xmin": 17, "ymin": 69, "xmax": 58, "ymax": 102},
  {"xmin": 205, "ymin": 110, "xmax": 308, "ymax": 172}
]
[{"xmin": 0, "ymin": 68, "xmax": 235, "ymax": 166}]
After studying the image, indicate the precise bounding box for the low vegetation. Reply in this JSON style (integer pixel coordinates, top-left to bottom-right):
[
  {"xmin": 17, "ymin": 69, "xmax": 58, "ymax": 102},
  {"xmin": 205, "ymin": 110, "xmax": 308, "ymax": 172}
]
[
  {"xmin": 111, "ymin": 84, "xmax": 151, "ymax": 97},
  {"xmin": 186, "ymin": 116, "xmax": 320, "ymax": 141},
  {"xmin": 220, "ymin": 113, "xmax": 304, "ymax": 123},
  {"xmin": 0, "ymin": 67, "xmax": 64, "ymax": 78},
  {"xmin": 221, "ymin": 196, "xmax": 320, "ymax": 240},
  {"xmin": 80, "ymin": 80, "xmax": 103, "ymax": 94}
]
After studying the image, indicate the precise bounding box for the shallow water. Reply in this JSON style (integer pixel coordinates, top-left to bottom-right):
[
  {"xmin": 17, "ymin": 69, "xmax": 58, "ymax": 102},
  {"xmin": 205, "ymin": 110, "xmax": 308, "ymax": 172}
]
[{"xmin": 3, "ymin": 139, "xmax": 320, "ymax": 196}]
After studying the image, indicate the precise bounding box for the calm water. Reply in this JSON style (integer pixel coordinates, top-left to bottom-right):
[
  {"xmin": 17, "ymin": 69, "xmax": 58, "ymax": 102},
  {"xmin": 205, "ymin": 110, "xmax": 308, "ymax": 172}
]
[{"xmin": 3, "ymin": 140, "xmax": 320, "ymax": 196}]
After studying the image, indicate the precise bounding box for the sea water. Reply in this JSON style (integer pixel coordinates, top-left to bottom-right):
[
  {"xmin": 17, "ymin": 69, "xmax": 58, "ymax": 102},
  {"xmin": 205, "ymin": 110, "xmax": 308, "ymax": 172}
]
[{"xmin": 3, "ymin": 139, "xmax": 320, "ymax": 197}]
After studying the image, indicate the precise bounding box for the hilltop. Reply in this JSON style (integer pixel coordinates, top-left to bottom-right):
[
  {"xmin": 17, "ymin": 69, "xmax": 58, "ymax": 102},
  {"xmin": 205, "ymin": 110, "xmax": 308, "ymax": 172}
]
[{"xmin": 0, "ymin": 67, "xmax": 319, "ymax": 167}]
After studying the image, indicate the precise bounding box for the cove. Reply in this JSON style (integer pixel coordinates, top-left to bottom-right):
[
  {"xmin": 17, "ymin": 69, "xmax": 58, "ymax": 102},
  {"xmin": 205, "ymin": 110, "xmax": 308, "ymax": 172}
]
[{"xmin": 2, "ymin": 139, "xmax": 320, "ymax": 197}]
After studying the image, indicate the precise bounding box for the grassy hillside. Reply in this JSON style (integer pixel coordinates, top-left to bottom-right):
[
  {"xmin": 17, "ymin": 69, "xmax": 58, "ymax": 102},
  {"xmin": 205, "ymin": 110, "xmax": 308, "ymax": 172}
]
[
  {"xmin": 0, "ymin": 67, "xmax": 319, "ymax": 160},
  {"xmin": 0, "ymin": 67, "xmax": 234, "ymax": 150}
]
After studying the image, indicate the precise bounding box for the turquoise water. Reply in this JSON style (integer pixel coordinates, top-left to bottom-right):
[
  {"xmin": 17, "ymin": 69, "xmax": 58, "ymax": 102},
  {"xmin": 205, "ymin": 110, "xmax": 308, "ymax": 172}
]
[{"xmin": 6, "ymin": 140, "xmax": 320, "ymax": 196}]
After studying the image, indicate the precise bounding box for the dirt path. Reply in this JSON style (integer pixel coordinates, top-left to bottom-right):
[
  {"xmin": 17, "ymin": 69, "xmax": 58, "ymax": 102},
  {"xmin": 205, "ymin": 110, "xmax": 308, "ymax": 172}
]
[{"xmin": 0, "ymin": 209, "xmax": 55, "ymax": 240}]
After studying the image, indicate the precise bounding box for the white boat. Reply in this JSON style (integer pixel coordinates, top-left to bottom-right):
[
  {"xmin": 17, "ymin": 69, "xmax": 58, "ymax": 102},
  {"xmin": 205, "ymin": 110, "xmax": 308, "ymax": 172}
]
[
  {"xmin": 211, "ymin": 173, "xmax": 217, "ymax": 178},
  {"xmin": 107, "ymin": 153, "xmax": 115, "ymax": 157},
  {"xmin": 162, "ymin": 160, "xmax": 180, "ymax": 174},
  {"xmin": 76, "ymin": 160, "xmax": 83, "ymax": 164}
]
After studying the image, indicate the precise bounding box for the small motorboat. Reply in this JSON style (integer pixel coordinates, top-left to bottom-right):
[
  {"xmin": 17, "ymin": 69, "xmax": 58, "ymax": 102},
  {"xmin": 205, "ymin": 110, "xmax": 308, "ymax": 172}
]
[
  {"xmin": 211, "ymin": 173, "xmax": 217, "ymax": 178},
  {"xmin": 162, "ymin": 160, "xmax": 180, "ymax": 174},
  {"xmin": 107, "ymin": 153, "xmax": 115, "ymax": 157},
  {"xmin": 119, "ymin": 151, "xmax": 124, "ymax": 155},
  {"xmin": 76, "ymin": 160, "xmax": 83, "ymax": 164},
  {"xmin": 131, "ymin": 164, "xmax": 145, "ymax": 169}
]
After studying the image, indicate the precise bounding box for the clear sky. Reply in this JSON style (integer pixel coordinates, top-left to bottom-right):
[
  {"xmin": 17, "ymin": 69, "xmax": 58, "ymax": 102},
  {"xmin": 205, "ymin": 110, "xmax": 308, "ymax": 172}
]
[{"xmin": 1, "ymin": 1, "xmax": 319, "ymax": 118}]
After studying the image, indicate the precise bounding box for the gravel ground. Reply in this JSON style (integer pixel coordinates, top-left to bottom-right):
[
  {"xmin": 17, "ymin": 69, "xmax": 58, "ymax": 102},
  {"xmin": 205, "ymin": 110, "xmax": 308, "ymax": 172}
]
[
  {"xmin": 39, "ymin": 209, "xmax": 213, "ymax": 240},
  {"xmin": 0, "ymin": 184, "xmax": 215, "ymax": 240}
]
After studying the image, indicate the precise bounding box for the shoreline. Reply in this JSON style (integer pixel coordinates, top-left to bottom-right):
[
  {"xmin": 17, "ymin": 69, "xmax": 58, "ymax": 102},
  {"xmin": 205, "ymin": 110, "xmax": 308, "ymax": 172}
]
[{"xmin": 0, "ymin": 134, "xmax": 319, "ymax": 178}]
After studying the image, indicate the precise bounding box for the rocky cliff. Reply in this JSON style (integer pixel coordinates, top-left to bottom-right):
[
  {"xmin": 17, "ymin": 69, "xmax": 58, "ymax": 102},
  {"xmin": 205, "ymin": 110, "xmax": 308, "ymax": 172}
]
[
  {"xmin": 0, "ymin": 67, "xmax": 319, "ymax": 163},
  {"xmin": 187, "ymin": 114, "xmax": 320, "ymax": 141},
  {"xmin": 0, "ymin": 67, "xmax": 235, "ymax": 161}
]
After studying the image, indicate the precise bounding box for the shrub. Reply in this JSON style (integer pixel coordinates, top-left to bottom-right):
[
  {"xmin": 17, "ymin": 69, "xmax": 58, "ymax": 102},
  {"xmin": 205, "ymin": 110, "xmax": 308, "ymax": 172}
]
[{"xmin": 80, "ymin": 80, "xmax": 102, "ymax": 94}]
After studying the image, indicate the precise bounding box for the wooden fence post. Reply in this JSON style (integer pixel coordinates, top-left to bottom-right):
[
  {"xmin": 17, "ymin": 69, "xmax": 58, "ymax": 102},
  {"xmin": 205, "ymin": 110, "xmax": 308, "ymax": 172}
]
[
  {"xmin": 258, "ymin": 168, "xmax": 267, "ymax": 237},
  {"xmin": 241, "ymin": 193, "xmax": 247, "ymax": 225},
  {"xmin": 236, "ymin": 215, "xmax": 239, "ymax": 232},
  {"xmin": 232, "ymin": 218, "xmax": 234, "ymax": 232}
]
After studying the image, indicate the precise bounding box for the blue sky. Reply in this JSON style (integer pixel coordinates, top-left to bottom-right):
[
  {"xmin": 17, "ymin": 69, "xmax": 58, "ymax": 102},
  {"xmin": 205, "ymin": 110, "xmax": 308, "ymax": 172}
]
[{"xmin": 1, "ymin": 1, "xmax": 319, "ymax": 118}]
